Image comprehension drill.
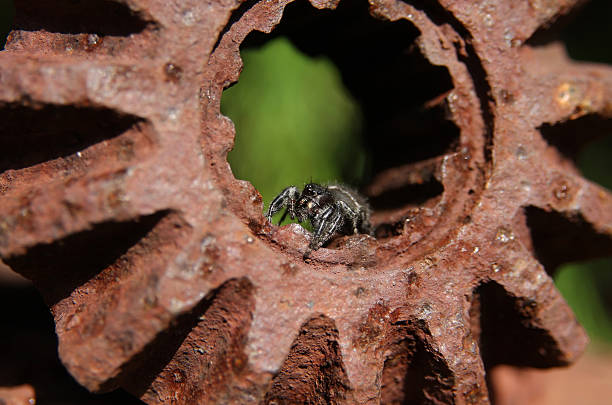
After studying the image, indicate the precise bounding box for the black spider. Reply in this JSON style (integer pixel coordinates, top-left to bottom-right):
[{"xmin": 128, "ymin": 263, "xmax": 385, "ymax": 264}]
[{"xmin": 265, "ymin": 183, "xmax": 372, "ymax": 250}]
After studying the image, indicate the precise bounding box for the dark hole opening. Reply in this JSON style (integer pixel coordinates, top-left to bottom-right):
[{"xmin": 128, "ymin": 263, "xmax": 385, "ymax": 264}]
[
  {"xmin": 539, "ymin": 114, "xmax": 612, "ymax": 164},
  {"xmin": 381, "ymin": 322, "xmax": 454, "ymax": 404},
  {"xmin": 477, "ymin": 281, "xmax": 566, "ymax": 368},
  {"xmin": 524, "ymin": 2, "xmax": 588, "ymax": 48},
  {"xmin": 0, "ymin": 103, "xmax": 143, "ymax": 173},
  {"xmin": 369, "ymin": 178, "xmax": 444, "ymax": 212},
  {"xmin": 225, "ymin": 0, "xmax": 458, "ymax": 229},
  {"xmin": 4, "ymin": 210, "xmax": 169, "ymax": 307},
  {"xmin": 525, "ymin": 206, "xmax": 612, "ymax": 275},
  {"xmin": 11, "ymin": 0, "xmax": 150, "ymax": 36},
  {"xmin": 264, "ymin": 314, "xmax": 350, "ymax": 403},
  {"xmin": 243, "ymin": 0, "xmax": 457, "ymax": 176},
  {"xmin": 526, "ymin": 0, "xmax": 612, "ymax": 64}
]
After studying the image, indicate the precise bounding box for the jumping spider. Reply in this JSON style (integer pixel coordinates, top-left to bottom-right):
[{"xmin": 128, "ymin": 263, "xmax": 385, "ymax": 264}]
[{"xmin": 265, "ymin": 183, "xmax": 372, "ymax": 250}]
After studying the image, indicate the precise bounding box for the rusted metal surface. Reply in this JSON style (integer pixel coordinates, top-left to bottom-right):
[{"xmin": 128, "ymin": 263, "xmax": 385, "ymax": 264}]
[{"xmin": 1, "ymin": 0, "xmax": 611, "ymax": 404}]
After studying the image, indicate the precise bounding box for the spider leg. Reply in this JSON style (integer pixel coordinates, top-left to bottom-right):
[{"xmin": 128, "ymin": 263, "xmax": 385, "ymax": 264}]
[
  {"xmin": 266, "ymin": 186, "xmax": 299, "ymax": 224},
  {"xmin": 336, "ymin": 200, "xmax": 360, "ymax": 234},
  {"xmin": 278, "ymin": 209, "xmax": 289, "ymax": 224},
  {"xmin": 310, "ymin": 206, "xmax": 344, "ymax": 250},
  {"xmin": 362, "ymin": 217, "xmax": 373, "ymax": 235},
  {"xmin": 359, "ymin": 209, "xmax": 372, "ymax": 235}
]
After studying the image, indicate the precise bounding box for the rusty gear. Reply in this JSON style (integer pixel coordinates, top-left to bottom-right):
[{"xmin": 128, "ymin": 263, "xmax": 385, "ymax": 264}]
[{"xmin": 1, "ymin": 0, "xmax": 611, "ymax": 404}]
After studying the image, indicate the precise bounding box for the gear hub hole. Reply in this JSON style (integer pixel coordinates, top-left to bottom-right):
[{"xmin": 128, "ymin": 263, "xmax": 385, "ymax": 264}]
[{"xmin": 221, "ymin": 0, "xmax": 459, "ymax": 240}]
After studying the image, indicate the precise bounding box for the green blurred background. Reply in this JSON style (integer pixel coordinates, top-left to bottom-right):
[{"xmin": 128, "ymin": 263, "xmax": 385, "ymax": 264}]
[
  {"xmin": 222, "ymin": 36, "xmax": 366, "ymax": 205},
  {"xmin": 1, "ymin": 0, "xmax": 611, "ymax": 346}
]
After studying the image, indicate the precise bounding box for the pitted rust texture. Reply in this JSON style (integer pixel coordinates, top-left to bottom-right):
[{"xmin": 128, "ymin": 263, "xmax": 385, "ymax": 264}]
[{"xmin": 0, "ymin": 0, "xmax": 610, "ymax": 404}]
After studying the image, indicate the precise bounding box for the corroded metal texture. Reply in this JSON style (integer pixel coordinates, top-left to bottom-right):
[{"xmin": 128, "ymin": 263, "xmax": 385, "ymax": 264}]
[{"xmin": 1, "ymin": 0, "xmax": 611, "ymax": 404}]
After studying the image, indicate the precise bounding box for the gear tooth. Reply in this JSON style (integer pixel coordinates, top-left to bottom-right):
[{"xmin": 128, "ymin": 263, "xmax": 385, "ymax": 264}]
[
  {"xmin": 263, "ymin": 314, "xmax": 354, "ymax": 404},
  {"xmin": 487, "ymin": 257, "xmax": 589, "ymax": 366},
  {"xmin": 5, "ymin": 211, "xmax": 194, "ymax": 391},
  {"xmin": 376, "ymin": 304, "xmax": 489, "ymax": 404},
  {"xmin": 133, "ymin": 278, "xmax": 256, "ymax": 404}
]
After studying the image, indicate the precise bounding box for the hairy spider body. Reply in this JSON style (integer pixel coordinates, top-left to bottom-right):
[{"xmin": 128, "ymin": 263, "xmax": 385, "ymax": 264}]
[{"xmin": 266, "ymin": 183, "xmax": 372, "ymax": 250}]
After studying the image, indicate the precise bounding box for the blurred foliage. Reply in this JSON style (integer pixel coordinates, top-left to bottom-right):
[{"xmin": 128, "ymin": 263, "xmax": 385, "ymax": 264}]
[
  {"xmin": 556, "ymin": 259, "xmax": 612, "ymax": 343},
  {"xmin": 221, "ymin": 37, "xmax": 365, "ymax": 212},
  {"xmin": 578, "ymin": 126, "xmax": 612, "ymax": 190}
]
